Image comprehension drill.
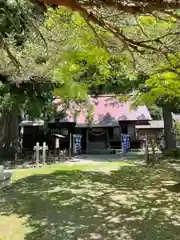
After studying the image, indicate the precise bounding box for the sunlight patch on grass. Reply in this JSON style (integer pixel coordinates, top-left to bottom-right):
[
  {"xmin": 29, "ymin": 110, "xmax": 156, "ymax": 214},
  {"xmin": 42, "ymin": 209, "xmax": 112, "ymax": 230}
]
[
  {"xmin": 0, "ymin": 215, "xmax": 29, "ymax": 240},
  {"xmin": 12, "ymin": 161, "xmax": 134, "ymax": 182},
  {"xmin": 1, "ymin": 163, "xmax": 180, "ymax": 239}
]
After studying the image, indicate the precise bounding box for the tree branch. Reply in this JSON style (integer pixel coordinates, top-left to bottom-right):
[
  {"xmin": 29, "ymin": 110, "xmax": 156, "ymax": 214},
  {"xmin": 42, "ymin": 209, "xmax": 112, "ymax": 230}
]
[
  {"xmin": 0, "ymin": 35, "xmax": 22, "ymax": 69},
  {"xmin": 32, "ymin": 0, "xmax": 180, "ymax": 54}
]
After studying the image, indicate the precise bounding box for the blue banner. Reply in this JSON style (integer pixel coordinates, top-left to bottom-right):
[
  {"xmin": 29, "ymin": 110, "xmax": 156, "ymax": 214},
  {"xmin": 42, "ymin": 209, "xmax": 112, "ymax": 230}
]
[{"xmin": 121, "ymin": 135, "xmax": 130, "ymax": 153}]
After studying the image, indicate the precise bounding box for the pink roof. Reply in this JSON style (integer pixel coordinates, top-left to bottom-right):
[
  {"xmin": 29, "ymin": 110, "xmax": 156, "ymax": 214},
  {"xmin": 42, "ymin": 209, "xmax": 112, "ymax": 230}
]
[{"xmin": 54, "ymin": 95, "xmax": 151, "ymax": 125}]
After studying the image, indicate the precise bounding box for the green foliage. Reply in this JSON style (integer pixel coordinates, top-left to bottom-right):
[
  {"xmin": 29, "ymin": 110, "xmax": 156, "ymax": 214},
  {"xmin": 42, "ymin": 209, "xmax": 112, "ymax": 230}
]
[
  {"xmin": 0, "ymin": 7, "xmax": 101, "ymax": 116},
  {"xmin": 132, "ymin": 53, "xmax": 180, "ymax": 150},
  {"xmin": 2, "ymin": 5, "xmax": 180, "ymax": 120},
  {"xmin": 75, "ymin": 57, "xmax": 141, "ymax": 96},
  {"xmin": 0, "ymin": 0, "xmax": 43, "ymax": 45},
  {"xmin": 44, "ymin": 8, "xmax": 110, "ymax": 61},
  {"xmin": 1, "ymin": 7, "xmax": 117, "ymax": 120},
  {"xmin": 17, "ymin": 7, "xmax": 127, "ymax": 103},
  {"xmin": 134, "ymin": 67, "xmax": 180, "ymax": 110},
  {"xmin": 164, "ymin": 148, "xmax": 180, "ymax": 159},
  {"xmin": 148, "ymin": 105, "xmax": 162, "ymax": 120},
  {"xmin": 0, "ymin": 74, "xmax": 55, "ymax": 119},
  {"xmin": 121, "ymin": 14, "xmax": 179, "ymax": 56}
]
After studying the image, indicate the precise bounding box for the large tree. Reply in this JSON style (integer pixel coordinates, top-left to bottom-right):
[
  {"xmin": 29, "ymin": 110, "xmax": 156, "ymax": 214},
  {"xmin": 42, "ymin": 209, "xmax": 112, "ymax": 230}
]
[
  {"xmin": 0, "ymin": 72, "xmax": 56, "ymax": 159},
  {"xmin": 0, "ymin": 5, "xmax": 113, "ymax": 158},
  {"xmin": 23, "ymin": 7, "xmax": 180, "ymax": 151},
  {"xmin": 134, "ymin": 66, "xmax": 180, "ymax": 150},
  {"xmin": 2, "ymin": 3, "xmax": 180, "ymax": 154}
]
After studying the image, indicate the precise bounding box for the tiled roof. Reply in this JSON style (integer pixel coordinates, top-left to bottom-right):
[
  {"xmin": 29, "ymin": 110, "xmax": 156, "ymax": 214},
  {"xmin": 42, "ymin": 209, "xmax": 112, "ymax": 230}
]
[
  {"xmin": 135, "ymin": 120, "xmax": 164, "ymax": 129},
  {"xmin": 19, "ymin": 120, "xmax": 44, "ymax": 126},
  {"xmin": 172, "ymin": 113, "xmax": 180, "ymax": 121},
  {"xmin": 55, "ymin": 95, "xmax": 151, "ymax": 126}
]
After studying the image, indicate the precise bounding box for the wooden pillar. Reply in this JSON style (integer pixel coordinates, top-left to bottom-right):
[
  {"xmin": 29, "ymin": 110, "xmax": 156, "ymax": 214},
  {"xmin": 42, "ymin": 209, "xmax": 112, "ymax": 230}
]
[
  {"xmin": 42, "ymin": 142, "xmax": 48, "ymax": 165},
  {"xmin": 86, "ymin": 128, "xmax": 89, "ymax": 154},
  {"xmin": 119, "ymin": 123, "xmax": 122, "ymax": 134},
  {"xmin": 144, "ymin": 138, "xmax": 149, "ymax": 165},
  {"xmin": 69, "ymin": 132, "xmax": 72, "ymax": 157},
  {"xmin": 119, "ymin": 124, "xmax": 122, "ymax": 149},
  {"xmin": 151, "ymin": 139, "xmax": 156, "ymax": 165},
  {"xmin": 34, "ymin": 142, "xmax": 40, "ymax": 166},
  {"xmin": 20, "ymin": 126, "xmax": 24, "ymax": 149},
  {"xmin": 106, "ymin": 129, "xmax": 110, "ymax": 149}
]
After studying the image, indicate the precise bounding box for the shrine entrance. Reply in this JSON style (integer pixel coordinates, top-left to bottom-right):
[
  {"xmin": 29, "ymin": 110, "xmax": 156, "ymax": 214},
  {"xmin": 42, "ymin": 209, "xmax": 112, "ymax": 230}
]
[
  {"xmin": 88, "ymin": 128, "xmax": 107, "ymax": 142},
  {"xmin": 86, "ymin": 128, "xmax": 110, "ymax": 154}
]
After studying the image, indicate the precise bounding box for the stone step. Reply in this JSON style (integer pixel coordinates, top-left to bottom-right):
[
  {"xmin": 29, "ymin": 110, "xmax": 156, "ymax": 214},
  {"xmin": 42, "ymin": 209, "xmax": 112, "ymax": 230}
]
[
  {"xmin": 0, "ymin": 170, "xmax": 12, "ymax": 181},
  {"xmin": 87, "ymin": 149, "xmax": 110, "ymax": 154},
  {"xmin": 0, "ymin": 169, "xmax": 12, "ymax": 189},
  {"xmin": 0, "ymin": 165, "xmax": 4, "ymax": 173},
  {"xmin": 0, "ymin": 178, "xmax": 11, "ymax": 189},
  {"xmin": 88, "ymin": 142, "xmax": 107, "ymax": 150}
]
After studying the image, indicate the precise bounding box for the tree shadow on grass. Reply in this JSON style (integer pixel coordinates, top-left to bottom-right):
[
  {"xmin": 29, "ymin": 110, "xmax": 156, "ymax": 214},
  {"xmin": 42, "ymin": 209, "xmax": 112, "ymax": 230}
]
[{"xmin": 1, "ymin": 166, "xmax": 180, "ymax": 240}]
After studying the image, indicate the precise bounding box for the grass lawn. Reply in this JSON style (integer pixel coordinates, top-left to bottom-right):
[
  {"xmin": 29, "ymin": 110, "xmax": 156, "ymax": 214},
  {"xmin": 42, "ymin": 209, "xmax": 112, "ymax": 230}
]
[{"xmin": 1, "ymin": 161, "xmax": 180, "ymax": 240}]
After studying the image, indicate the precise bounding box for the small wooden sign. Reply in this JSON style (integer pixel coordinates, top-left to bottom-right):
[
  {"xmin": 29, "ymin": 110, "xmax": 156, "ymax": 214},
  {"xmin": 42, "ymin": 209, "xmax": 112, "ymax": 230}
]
[{"xmin": 55, "ymin": 138, "xmax": 60, "ymax": 148}]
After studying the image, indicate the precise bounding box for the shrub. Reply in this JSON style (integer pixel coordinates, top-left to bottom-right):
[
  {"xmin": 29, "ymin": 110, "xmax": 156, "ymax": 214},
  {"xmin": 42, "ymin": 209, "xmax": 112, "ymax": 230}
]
[{"xmin": 164, "ymin": 148, "xmax": 180, "ymax": 159}]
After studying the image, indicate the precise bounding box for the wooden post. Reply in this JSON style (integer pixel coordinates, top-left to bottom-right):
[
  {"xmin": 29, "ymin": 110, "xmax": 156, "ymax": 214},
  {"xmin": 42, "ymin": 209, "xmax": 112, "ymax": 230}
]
[
  {"xmin": 55, "ymin": 138, "xmax": 59, "ymax": 149},
  {"xmin": 42, "ymin": 142, "xmax": 48, "ymax": 165},
  {"xmin": 69, "ymin": 133, "xmax": 72, "ymax": 157},
  {"xmin": 151, "ymin": 139, "xmax": 156, "ymax": 165},
  {"xmin": 72, "ymin": 134, "xmax": 76, "ymax": 154},
  {"xmin": 14, "ymin": 153, "xmax": 18, "ymax": 163},
  {"xmin": 20, "ymin": 126, "xmax": 24, "ymax": 149},
  {"xmin": 35, "ymin": 142, "xmax": 40, "ymax": 166},
  {"xmin": 144, "ymin": 137, "xmax": 149, "ymax": 165},
  {"xmin": 55, "ymin": 138, "xmax": 60, "ymax": 161},
  {"xmin": 86, "ymin": 128, "xmax": 89, "ymax": 154}
]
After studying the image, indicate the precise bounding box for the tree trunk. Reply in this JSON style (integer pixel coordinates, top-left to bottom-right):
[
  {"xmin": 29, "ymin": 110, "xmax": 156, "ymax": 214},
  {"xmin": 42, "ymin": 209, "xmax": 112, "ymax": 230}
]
[
  {"xmin": 162, "ymin": 106, "xmax": 176, "ymax": 150},
  {"xmin": 0, "ymin": 112, "xmax": 21, "ymax": 161}
]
